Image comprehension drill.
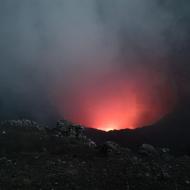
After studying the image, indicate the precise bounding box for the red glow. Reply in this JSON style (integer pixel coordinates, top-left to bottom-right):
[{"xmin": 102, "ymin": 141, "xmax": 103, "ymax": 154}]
[{"xmin": 53, "ymin": 66, "xmax": 177, "ymax": 131}]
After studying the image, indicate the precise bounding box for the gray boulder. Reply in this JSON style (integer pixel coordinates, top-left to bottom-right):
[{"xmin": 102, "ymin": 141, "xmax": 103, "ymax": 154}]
[
  {"xmin": 99, "ymin": 141, "xmax": 121, "ymax": 155},
  {"xmin": 139, "ymin": 144, "xmax": 158, "ymax": 156},
  {"xmin": 56, "ymin": 120, "xmax": 84, "ymax": 138}
]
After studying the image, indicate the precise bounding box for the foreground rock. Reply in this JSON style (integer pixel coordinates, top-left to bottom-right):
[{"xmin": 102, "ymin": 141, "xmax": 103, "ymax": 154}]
[
  {"xmin": 0, "ymin": 119, "xmax": 189, "ymax": 190},
  {"xmin": 56, "ymin": 120, "xmax": 84, "ymax": 138},
  {"xmin": 139, "ymin": 144, "xmax": 158, "ymax": 156},
  {"xmin": 98, "ymin": 141, "xmax": 122, "ymax": 155}
]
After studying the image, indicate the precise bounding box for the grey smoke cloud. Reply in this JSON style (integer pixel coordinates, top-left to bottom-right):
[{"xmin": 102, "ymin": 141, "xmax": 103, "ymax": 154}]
[{"xmin": 0, "ymin": 0, "xmax": 189, "ymax": 126}]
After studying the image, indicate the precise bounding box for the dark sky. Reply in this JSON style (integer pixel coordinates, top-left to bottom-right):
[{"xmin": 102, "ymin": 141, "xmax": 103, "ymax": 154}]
[{"xmin": 0, "ymin": 0, "xmax": 190, "ymax": 129}]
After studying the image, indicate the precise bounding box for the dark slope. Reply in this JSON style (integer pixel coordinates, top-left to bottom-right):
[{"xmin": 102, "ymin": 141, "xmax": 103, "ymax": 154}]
[
  {"xmin": 85, "ymin": 105, "xmax": 190, "ymax": 154},
  {"xmin": 0, "ymin": 119, "xmax": 190, "ymax": 190}
]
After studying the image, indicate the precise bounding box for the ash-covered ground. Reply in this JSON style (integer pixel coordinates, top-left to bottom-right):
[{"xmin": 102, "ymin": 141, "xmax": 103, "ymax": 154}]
[{"xmin": 0, "ymin": 119, "xmax": 189, "ymax": 190}]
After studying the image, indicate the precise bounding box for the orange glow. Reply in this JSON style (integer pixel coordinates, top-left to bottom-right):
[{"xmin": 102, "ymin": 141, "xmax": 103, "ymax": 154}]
[
  {"xmin": 99, "ymin": 124, "xmax": 116, "ymax": 132},
  {"xmin": 88, "ymin": 92, "xmax": 141, "ymax": 130},
  {"xmin": 53, "ymin": 66, "xmax": 177, "ymax": 131}
]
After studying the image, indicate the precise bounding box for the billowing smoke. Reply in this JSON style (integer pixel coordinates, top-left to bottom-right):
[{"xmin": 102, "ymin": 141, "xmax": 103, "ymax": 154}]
[{"xmin": 0, "ymin": 0, "xmax": 189, "ymax": 130}]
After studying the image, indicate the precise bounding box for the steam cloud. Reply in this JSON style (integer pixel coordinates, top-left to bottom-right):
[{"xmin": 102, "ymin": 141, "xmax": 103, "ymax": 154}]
[{"xmin": 0, "ymin": 0, "xmax": 190, "ymax": 129}]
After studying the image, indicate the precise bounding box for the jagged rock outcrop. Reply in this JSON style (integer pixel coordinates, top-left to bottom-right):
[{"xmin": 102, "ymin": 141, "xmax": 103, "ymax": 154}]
[
  {"xmin": 139, "ymin": 144, "xmax": 158, "ymax": 156},
  {"xmin": 0, "ymin": 119, "xmax": 44, "ymax": 130},
  {"xmin": 56, "ymin": 120, "xmax": 84, "ymax": 138},
  {"xmin": 47, "ymin": 119, "xmax": 97, "ymax": 149},
  {"xmin": 98, "ymin": 141, "xmax": 121, "ymax": 155},
  {"xmin": 0, "ymin": 119, "xmax": 97, "ymax": 153}
]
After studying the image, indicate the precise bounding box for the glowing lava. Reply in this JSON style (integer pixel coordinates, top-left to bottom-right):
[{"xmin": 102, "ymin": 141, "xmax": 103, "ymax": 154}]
[
  {"xmin": 88, "ymin": 93, "xmax": 141, "ymax": 130},
  {"xmin": 99, "ymin": 124, "xmax": 116, "ymax": 132}
]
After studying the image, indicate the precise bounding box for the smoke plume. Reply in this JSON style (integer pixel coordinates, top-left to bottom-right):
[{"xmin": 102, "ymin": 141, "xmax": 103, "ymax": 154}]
[{"xmin": 0, "ymin": 0, "xmax": 190, "ymax": 130}]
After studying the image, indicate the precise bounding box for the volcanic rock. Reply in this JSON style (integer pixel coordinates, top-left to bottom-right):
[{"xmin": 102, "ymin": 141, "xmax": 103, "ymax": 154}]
[
  {"xmin": 139, "ymin": 144, "xmax": 158, "ymax": 156},
  {"xmin": 0, "ymin": 119, "xmax": 44, "ymax": 130},
  {"xmin": 0, "ymin": 119, "xmax": 189, "ymax": 189},
  {"xmin": 98, "ymin": 141, "xmax": 121, "ymax": 155},
  {"xmin": 56, "ymin": 120, "xmax": 84, "ymax": 138},
  {"xmin": 86, "ymin": 138, "xmax": 97, "ymax": 148}
]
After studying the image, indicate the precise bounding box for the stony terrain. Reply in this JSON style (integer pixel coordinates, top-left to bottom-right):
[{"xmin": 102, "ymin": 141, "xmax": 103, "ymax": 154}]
[{"xmin": 0, "ymin": 119, "xmax": 189, "ymax": 190}]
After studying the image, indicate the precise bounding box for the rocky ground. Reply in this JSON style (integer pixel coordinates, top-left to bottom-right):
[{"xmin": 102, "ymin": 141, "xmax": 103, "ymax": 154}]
[{"xmin": 0, "ymin": 120, "xmax": 189, "ymax": 190}]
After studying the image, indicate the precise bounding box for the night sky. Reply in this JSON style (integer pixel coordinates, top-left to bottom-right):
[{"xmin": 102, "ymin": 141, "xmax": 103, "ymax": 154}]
[{"xmin": 0, "ymin": 0, "xmax": 190, "ymax": 130}]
